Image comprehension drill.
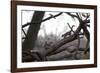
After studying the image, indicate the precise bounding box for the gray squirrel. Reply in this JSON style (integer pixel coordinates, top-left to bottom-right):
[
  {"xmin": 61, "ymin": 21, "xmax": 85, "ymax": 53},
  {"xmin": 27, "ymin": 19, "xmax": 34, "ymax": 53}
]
[{"xmin": 62, "ymin": 25, "xmax": 75, "ymax": 38}]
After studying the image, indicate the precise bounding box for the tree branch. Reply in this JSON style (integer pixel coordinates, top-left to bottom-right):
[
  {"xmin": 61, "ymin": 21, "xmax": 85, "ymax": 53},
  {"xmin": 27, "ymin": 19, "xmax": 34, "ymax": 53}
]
[
  {"xmin": 22, "ymin": 12, "xmax": 62, "ymax": 28},
  {"xmin": 67, "ymin": 23, "xmax": 75, "ymax": 33},
  {"xmin": 22, "ymin": 28, "xmax": 27, "ymax": 39},
  {"xmin": 65, "ymin": 12, "xmax": 82, "ymax": 22}
]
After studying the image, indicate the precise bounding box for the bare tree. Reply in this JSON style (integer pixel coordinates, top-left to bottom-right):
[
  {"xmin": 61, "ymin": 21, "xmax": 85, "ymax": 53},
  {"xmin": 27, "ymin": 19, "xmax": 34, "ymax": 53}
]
[{"xmin": 22, "ymin": 11, "xmax": 90, "ymax": 62}]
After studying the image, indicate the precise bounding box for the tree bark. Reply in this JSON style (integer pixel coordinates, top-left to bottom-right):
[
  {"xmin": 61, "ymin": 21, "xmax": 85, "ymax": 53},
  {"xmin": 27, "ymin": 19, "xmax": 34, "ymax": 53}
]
[{"xmin": 22, "ymin": 11, "xmax": 45, "ymax": 53}]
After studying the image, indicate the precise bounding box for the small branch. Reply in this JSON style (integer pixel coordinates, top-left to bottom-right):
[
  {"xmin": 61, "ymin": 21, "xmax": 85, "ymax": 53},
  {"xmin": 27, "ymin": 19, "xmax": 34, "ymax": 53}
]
[
  {"xmin": 87, "ymin": 24, "xmax": 90, "ymax": 27},
  {"xmin": 67, "ymin": 23, "xmax": 75, "ymax": 33},
  {"xmin": 84, "ymin": 13, "xmax": 90, "ymax": 20},
  {"xmin": 76, "ymin": 13, "xmax": 80, "ymax": 19},
  {"xmin": 76, "ymin": 13, "xmax": 82, "ymax": 22},
  {"xmin": 22, "ymin": 28, "xmax": 27, "ymax": 38}
]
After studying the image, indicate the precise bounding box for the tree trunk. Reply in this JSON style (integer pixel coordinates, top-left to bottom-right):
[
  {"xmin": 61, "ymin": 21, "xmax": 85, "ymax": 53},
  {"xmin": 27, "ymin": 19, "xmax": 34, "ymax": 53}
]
[{"xmin": 22, "ymin": 11, "xmax": 45, "ymax": 54}]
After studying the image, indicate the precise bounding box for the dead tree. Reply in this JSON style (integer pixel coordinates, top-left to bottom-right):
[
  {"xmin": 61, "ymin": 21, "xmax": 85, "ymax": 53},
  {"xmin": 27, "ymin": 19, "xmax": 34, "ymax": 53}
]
[
  {"xmin": 46, "ymin": 12, "xmax": 90, "ymax": 56},
  {"xmin": 22, "ymin": 12, "xmax": 90, "ymax": 61}
]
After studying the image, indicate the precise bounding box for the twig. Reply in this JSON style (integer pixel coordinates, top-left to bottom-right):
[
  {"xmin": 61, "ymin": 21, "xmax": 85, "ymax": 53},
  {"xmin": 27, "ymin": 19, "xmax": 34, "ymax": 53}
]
[{"xmin": 67, "ymin": 23, "xmax": 75, "ymax": 33}]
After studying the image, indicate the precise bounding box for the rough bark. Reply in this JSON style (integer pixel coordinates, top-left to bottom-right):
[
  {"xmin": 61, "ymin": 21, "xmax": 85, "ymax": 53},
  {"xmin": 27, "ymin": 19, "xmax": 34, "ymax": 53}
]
[{"xmin": 22, "ymin": 11, "xmax": 45, "ymax": 56}]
